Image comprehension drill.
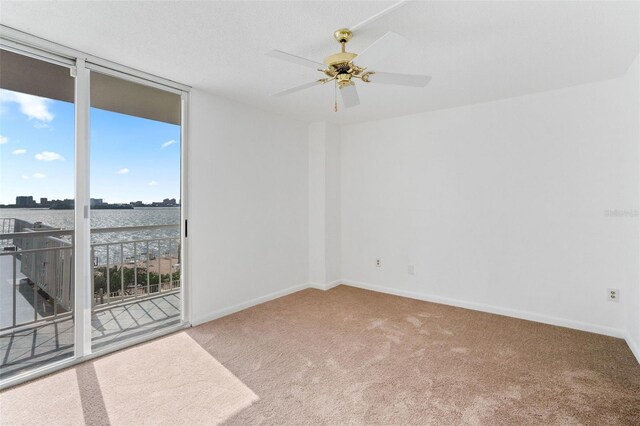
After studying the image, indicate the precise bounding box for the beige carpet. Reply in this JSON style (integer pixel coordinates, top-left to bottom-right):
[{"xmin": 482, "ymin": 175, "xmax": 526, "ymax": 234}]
[{"xmin": 2, "ymin": 285, "xmax": 640, "ymax": 425}]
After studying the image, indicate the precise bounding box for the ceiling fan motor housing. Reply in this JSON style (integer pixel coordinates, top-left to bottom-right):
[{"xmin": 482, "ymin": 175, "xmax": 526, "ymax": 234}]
[
  {"xmin": 324, "ymin": 52, "xmax": 357, "ymax": 67},
  {"xmin": 322, "ymin": 28, "xmax": 369, "ymax": 86}
]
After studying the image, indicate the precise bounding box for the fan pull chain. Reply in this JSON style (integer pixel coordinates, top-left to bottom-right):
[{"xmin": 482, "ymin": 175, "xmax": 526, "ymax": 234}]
[{"xmin": 334, "ymin": 80, "xmax": 338, "ymax": 112}]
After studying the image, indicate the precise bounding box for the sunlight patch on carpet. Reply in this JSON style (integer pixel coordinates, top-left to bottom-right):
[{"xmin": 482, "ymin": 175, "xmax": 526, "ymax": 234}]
[
  {"xmin": 0, "ymin": 369, "xmax": 85, "ymax": 425},
  {"xmin": 92, "ymin": 332, "xmax": 258, "ymax": 425},
  {"xmin": 1, "ymin": 332, "xmax": 258, "ymax": 426}
]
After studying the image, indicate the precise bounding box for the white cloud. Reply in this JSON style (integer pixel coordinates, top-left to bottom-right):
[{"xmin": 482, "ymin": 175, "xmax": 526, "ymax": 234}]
[
  {"xmin": 21, "ymin": 175, "xmax": 29, "ymax": 180},
  {"xmin": 148, "ymin": 180, "xmax": 158, "ymax": 186},
  {"xmin": 0, "ymin": 90, "xmax": 54, "ymax": 122},
  {"xmin": 12, "ymin": 149, "xmax": 27, "ymax": 155},
  {"xmin": 0, "ymin": 135, "xmax": 7, "ymax": 144},
  {"xmin": 116, "ymin": 168, "xmax": 130, "ymax": 174},
  {"xmin": 161, "ymin": 139, "xmax": 177, "ymax": 149},
  {"xmin": 32, "ymin": 173, "xmax": 46, "ymax": 179},
  {"xmin": 35, "ymin": 151, "xmax": 64, "ymax": 161}
]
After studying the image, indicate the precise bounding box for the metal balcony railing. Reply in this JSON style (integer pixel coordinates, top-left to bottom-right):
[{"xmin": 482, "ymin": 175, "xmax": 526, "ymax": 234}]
[
  {"xmin": 90, "ymin": 225, "xmax": 180, "ymax": 309},
  {"xmin": 0, "ymin": 219, "xmax": 180, "ymax": 333}
]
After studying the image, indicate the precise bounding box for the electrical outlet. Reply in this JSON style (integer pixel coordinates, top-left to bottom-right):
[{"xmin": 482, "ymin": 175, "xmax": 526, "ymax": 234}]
[
  {"xmin": 375, "ymin": 259, "xmax": 381, "ymax": 267},
  {"xmin": 607, "ymin": 288, "xmax": 619, "ymax": 302},
  {"xmin": 408, "ymin": 265, "xmax": 415, "ymax": 275}
]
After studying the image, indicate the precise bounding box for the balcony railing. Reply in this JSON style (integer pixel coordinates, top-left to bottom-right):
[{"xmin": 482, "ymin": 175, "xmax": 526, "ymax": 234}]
[
  {"xmin": 0, "ymin": 218, "xmax": 180, "ymax": 333},
  {"xmin": 90, "ymin": 225, "xmax": 180, "ymax": 309}
]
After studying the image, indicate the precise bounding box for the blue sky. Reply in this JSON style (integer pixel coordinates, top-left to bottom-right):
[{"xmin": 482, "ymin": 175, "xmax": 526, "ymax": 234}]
[{"xmin": 0, "ymin": 89, "xmax": 181, "ymax": 204}]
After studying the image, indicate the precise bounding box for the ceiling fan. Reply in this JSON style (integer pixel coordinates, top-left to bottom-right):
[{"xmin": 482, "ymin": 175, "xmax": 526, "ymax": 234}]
[{"xmin": 267, "ymin": 27, "xmax": 431, "ymax": 111}]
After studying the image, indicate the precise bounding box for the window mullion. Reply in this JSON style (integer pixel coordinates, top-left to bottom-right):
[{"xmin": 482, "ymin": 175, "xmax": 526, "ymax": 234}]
[{"xmin": 73, "ymin": 57, "xmax": 92, "ymax": 358}]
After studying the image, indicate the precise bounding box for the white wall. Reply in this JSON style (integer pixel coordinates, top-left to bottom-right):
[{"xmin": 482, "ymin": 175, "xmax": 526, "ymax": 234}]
[
  {"xmin": 340, "ymin": 63, "xmax": 639, "ymax": 337},
  {"xmin": 324, "ymin": 123, "xmax": 341, "ymax": 283},
  {"xmin": 629, "ymin": 57, "xmax": 640, "ymax": 359},
  {"xmin": 308, "ymin": 122, "xmax": 327, "ymax": 284},
  {"xmin": 308, "ymin": 121, "xmax": 341, "ymax": 286},
  {"xmin": 189, "ymin": 90, "xmax": 309, "ymax": 324}
]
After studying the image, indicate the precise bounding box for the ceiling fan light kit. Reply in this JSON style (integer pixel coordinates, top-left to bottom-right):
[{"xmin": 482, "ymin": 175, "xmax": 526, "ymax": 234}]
[{"xmin": 267, "ymin": 23, "xmax": 431, "ymax": 111}]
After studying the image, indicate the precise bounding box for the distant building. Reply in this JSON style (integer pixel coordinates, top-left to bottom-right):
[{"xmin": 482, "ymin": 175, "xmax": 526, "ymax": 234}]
[
  {"xmin": 49, "ymin": 199, "xmax": 74, "ymax": 210},
  {"xmin": 3, "ymin": 196, "xmax": 180, "ymax": 209},
  {"xmin": 16, "ymin": 196, "xmax": 35, "ymax": 207}
]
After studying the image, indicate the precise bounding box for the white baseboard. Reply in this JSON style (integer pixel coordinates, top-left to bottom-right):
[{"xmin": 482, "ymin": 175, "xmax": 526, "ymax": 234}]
[
  {"xmin": 191, "ymin": 282, "xmax": 309, "ymax": 326},
  {"xmin": 192, "ymin": 280, "xmax": 341, "ymax": 325},
  {"xmin": 341, "ymin": 279, "xmax": 627, "ymax": 339},
  {"xmin": 308, "ymin": 280, "xmax": 341, "ymax": 291},
  {"xmin": 626, "ymin": 333, "xmax": 640, "ymax": 364}
]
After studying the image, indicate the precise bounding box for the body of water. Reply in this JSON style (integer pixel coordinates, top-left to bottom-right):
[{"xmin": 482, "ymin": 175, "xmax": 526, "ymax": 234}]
[
  {"xmin": 1, "ymin": 207, "xmax": 181, "ymax": 263},
  {"xmin": 0, "ymin": 207, "xmax": 180, "ymax": 230}
]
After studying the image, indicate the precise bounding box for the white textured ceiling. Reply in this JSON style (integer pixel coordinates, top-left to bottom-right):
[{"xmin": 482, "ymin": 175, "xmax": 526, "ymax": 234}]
[{"xmin": 1, "ymin": 1, "xmax": 638, "ymax": 124}]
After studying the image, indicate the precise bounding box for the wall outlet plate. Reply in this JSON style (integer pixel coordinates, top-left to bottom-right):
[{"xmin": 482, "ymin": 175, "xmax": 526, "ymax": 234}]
[
  {"xmin": 607, "ymin": 288, "xmax": 619, "ymax": 302},
  {"xmin": 408, "ymin": 265, "xmax": 415, "ymax": 275},
  {"xmin": 375, "ymin": 259, "xmax": 381, "ymax": 267}
]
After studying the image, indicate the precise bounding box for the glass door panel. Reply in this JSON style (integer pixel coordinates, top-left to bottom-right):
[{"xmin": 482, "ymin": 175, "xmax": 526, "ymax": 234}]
[
  {"xmin": 89, "ymin": 70, "xmax": 182, "ymax": 350},
  {"xmin": 0, "ymin": 49, "xmax": 76, "ymax": 379}
]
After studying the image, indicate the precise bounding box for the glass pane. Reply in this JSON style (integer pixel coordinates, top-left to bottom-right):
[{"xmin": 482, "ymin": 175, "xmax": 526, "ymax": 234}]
[
  {"xmin": 0, "ymin": 49, "xmax": 75, "ymax": 379},
  {"xmin": 89, "ymin": 71, "xmax": 182, "ymax": 351}
]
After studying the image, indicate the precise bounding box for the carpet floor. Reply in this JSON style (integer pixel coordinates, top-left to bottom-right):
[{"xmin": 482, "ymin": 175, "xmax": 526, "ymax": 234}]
[{"xmin": 2, "ymin": 285, "xmax": 639, "ymax": 425}]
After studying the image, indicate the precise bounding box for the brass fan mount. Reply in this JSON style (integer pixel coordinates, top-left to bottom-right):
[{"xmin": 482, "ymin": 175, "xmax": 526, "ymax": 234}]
[{"xmin": 333, "ymin": 28, "xmax": 353, "ymax": 43}]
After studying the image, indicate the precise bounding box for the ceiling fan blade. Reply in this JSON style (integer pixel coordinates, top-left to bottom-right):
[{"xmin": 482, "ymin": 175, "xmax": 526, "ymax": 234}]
[
  {"xmin": 354, "ymin": 32, "xmax": 408, "ymax": 67},
  {"xmin": 340, "ymin": 83, "xmax": 360, "ymax": 108},
  {"xmin": 350, "ymin": 0, "xmax": 409, "ymax": 32},
  {"xmin": 270, "ymin": 80, "xmax": 323, "ymax": 97},
  {"xmin": 367, "ymin": 72, "xmax": 431, "ymax": 87},
  {"xmin": 266, "ymin": 50, "xmax": 325, "ymax": 70}
]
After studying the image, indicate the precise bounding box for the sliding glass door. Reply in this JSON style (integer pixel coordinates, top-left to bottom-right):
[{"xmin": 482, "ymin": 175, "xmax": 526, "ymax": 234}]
[
  {"xmin": 0, "ymin": 38, "xmax": 188, "ymax": 386},
  {"xmin": 0, "ymin": 48, "xmax": 76, "ymax": 379},
  {"xmin": 89, "ymin": 70, "xmax": 182, "ymax": 350}
]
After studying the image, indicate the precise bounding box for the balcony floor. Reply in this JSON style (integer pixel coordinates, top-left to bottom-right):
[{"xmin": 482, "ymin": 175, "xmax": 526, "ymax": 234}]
[{"xmin": 0, "ymin": 293, "xmax": 181, "ymax": 381}]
